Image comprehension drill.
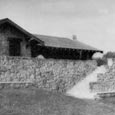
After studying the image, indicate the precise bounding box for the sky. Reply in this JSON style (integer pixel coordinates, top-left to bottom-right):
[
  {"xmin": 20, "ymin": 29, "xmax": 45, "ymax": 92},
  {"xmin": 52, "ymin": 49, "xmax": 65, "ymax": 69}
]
[{"xmin": 0, "ymin": 0, "xmax": 115, "ymax": 52}]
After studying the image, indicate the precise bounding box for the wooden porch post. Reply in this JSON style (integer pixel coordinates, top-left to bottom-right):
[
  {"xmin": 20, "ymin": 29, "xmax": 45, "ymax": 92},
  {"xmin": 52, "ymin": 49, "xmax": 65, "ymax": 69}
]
[{"xmin": 80, "ymin": 50, "xmax": 82, "ymax": 59}]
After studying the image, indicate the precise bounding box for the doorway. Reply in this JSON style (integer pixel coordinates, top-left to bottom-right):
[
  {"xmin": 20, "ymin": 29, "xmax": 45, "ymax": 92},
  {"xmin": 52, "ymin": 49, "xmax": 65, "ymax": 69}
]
[{"xmin": 9, "ymin": 39, "xmax": 21, "ymax": 56}]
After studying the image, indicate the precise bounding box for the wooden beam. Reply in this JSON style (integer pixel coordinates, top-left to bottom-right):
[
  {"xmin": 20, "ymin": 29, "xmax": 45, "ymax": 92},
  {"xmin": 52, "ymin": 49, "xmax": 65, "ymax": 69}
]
[{"xmin": 80, "ymin": 50, "xmax": 82, "ymax": 59}]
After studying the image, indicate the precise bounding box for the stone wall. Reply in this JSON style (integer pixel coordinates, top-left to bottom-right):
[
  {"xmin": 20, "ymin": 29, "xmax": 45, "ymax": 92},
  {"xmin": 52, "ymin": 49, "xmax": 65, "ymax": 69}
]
[
  {"xmin": 0, "ymin": 56, "xmax": 97, "ymax": 92},
  {"xmin": 90, "ymin": 60, "xmax": 115, "ymax": 93}
]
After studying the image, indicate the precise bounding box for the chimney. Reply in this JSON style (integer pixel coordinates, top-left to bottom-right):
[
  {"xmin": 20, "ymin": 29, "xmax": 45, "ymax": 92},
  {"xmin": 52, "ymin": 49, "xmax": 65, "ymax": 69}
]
[{"xmin": 72, "ymin": 35, "xmax": 77, "ymax": 40}]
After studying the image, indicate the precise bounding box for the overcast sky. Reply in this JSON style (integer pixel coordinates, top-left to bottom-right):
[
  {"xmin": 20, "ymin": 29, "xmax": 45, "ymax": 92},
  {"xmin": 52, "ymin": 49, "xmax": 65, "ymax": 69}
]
[{"xmin": 0, "ymin": 0, "xmax": 115, "ymax": 52}]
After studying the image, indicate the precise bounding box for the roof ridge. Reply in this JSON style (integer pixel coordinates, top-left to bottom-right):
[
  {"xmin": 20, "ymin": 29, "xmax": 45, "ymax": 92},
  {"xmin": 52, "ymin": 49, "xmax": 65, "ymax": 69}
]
[
  {"xmin": 34, "ymin": 34, "xmax": 71, "ymax": 40},
  {"xmin": 0, "ymin": 18, "xmax": 44, "ymax": 44}
]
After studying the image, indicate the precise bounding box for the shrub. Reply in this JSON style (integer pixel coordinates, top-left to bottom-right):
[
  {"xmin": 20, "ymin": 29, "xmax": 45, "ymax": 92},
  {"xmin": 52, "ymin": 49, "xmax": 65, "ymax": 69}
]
[
  {"xmin": 95, "ymin": 58, "xmax": 107, "ymax": 66},
  {"xmin": 103, "ymin": 51, "xmax": 115, "ymax": 58}
]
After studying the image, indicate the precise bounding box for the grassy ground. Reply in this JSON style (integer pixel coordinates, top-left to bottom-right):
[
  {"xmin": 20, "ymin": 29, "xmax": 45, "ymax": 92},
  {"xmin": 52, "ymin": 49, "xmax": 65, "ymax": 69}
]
[{"xmin": 0, "ymin": 88, "xmax": 115, "ymax": 115}]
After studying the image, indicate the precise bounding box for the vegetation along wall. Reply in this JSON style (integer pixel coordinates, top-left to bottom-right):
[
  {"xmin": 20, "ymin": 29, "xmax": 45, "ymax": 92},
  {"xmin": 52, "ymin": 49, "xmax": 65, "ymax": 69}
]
[
  {"xmin": 0, "ymin": 56, "xmax": 97, "ymax": 92},
  {"xmin": 90, "ymin": 59, "xmax": 115, "ymax": 93}
]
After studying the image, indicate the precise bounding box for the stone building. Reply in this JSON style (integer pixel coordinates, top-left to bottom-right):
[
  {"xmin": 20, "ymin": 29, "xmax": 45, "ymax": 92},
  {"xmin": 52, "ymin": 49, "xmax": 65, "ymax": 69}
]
[{"xmin": 0, "ymin": 18, "xmax": 103, "ymax": 60}]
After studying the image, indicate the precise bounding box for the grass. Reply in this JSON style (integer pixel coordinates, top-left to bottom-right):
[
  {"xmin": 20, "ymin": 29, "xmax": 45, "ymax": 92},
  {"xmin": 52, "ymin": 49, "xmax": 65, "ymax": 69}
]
[{"xmin": 0, "ymin": 88, "xmax": 115, "ymax": 115}]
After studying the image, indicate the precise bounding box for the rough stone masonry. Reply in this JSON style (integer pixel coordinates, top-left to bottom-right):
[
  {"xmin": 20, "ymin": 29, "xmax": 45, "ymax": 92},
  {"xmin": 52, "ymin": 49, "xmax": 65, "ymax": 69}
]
[{"xmin": 0, "ymin": 56, "xmax": 97, "ymax": 92}]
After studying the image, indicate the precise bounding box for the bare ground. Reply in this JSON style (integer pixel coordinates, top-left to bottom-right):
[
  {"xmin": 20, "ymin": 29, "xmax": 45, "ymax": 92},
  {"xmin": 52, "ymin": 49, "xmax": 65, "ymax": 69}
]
[{"xmin": 0, "ymin": 88, "xmax": 115, "ymax": 115}]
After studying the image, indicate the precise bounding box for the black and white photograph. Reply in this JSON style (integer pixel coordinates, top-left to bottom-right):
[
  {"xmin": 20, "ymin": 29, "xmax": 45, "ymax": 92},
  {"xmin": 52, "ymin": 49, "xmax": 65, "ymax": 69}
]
[{"xmin": 0, "ymin": 0, "xmax": 115, "ymax": 115}]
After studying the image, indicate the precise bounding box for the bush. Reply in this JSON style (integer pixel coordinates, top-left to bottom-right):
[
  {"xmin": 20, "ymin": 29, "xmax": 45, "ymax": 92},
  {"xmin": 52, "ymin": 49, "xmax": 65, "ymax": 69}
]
[
  {"xmin": 95, "ymin": 58, "xmax": 107, "ymax": 66},
  {"xmin": 103, "ymin": 52, "xmax": 115, "ymax": 58}
]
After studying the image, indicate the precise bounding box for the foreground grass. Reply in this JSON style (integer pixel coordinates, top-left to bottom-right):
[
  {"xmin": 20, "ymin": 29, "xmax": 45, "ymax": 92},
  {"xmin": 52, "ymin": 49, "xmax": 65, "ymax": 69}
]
[{"xmin": 0, "ymin": 88, "xmax": 115, "ymax": 115}]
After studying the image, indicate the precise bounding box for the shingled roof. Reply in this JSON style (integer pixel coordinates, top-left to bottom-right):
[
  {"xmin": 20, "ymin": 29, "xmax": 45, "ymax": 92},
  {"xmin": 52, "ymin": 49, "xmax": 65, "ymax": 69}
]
[
  {"xmin": 0, "ymin": 18, "xmax": 102, "ymax": 52},
  {"xmin": 34, "ymin": 34, "xmax": 102, "ymax": 52}
]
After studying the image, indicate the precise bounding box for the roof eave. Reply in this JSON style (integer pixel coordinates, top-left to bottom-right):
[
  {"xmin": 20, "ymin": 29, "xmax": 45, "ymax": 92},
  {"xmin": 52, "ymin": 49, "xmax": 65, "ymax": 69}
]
[{"xmin": 0, "ymin": 18, "xmax": 44, "ymax": 44}]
